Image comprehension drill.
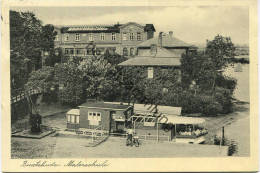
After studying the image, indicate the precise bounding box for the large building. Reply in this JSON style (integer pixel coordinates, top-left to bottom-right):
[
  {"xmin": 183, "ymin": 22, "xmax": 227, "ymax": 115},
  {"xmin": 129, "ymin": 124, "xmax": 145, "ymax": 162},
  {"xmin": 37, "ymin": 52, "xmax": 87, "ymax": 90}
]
[
  {"xmin": 54, "ymin": 22, "xmax": 156, "ymax": 57},
  {"xmin": 119, "ymin": 32, "xmax": 196, "ymax": 79}
]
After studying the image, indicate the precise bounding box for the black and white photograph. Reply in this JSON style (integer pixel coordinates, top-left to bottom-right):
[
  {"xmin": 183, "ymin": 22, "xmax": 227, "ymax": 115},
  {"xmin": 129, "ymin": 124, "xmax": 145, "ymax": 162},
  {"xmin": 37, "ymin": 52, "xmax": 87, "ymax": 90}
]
[{"xmin": 2, "ymin": 0, "xmax": 259, "ymax": 172}]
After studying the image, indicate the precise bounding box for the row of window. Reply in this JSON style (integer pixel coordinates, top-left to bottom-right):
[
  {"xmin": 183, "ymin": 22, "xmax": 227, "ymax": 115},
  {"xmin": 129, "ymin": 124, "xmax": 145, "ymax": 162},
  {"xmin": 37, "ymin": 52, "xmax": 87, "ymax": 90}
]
[
  {"xmin": 67, "ymin": 114, "xmax": 80, "ymax": 124},
  {"xmin": 88, "ymin": 112, "xmax": 101, "ymax": 121},
  {"xmin": 64, "ymin": 47, "xmax": 116, "ymax": 56},
  {"xmin": 55, "ymin": 32, "xmax": 142, "ymax": 42},
  {"xmin": 122, "ymin": 32, "xmax": 142, "ymax": 41},
  {"xmin": 123, "ymin": 47, "xmax": 136, "ymax": 56}
]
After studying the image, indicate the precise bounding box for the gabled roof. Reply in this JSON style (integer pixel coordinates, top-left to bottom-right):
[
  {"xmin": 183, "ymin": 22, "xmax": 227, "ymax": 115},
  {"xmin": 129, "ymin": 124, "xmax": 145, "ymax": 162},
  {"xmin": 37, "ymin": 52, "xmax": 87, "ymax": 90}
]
[
  {"xmin": 118, "ymin": 47, "xmax": 181, "ymax": 66},
  {"xmin": 60, "ymin": 24, "xmax": 120, "ymax": 33},
  {"xmin": 57, "ymin": 23, "xmax": 155, "ymax": 33},
  {"xmin": 118, "ymin": 57, "xmax": 181, "ymax": 66},
  {"xmin": 138, "ymin": 34, "xmax": 192, "ymax": 48}
]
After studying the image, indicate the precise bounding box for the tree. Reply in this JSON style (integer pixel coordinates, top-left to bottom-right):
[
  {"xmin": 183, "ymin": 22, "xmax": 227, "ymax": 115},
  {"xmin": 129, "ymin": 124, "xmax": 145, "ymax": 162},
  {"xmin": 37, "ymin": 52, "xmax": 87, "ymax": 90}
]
[
  {"xmin": 180, "ymin": 35, "xmax": 237, "ymax": 115},
  {"xmin": 10, "ymin": 11, "xmax": 43, "ymax": 90},
  {"xmin": 10, "ymin": 11, "xmax": 58, "ymax": 91}
]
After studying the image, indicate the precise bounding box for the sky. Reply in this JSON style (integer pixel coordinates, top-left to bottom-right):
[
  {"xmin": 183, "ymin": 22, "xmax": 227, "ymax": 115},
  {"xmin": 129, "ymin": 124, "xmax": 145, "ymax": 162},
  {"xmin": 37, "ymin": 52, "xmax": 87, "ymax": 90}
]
[{"xmin": 10, "ymin": 6, "xmax": 249, "ymax": 46}]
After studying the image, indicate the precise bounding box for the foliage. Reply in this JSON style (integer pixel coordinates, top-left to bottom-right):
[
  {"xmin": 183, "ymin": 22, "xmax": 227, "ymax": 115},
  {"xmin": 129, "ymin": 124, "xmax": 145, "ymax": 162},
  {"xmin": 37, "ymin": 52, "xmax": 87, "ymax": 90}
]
[
  {"xmin": 10, "ymin": 10, "xmax": 57, "ymax": 91},
  {"xmin": 55, "ymin": 60, "xmax": 83, "ymax": 105},
  {"xmin": 179, "ymin": 35, "xmax": 237, "ymax": 115},
  {"xmin": 206, "ymin": 34, "xmax": 235, "ymax": 70},
  {"xmin": 25, "ymin": 66, "xmax": 56, "ymax": 92}
]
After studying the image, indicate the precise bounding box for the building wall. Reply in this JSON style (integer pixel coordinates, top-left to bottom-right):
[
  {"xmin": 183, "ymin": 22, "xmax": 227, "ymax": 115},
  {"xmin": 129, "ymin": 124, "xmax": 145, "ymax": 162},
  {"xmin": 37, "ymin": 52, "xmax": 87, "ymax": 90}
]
[
  {"xmin": 119, "ymin": 24, "xmax": 147, "ymax": 56},
  {"xmin": 137, "ymin": 47, "xmax": 188, "ymax": 58},
  {"xmin": 79, "ymin": 107, "xmax": 131, "ymax": 132},
  {"xmin": 54, "ymin": 23, "xmax": 155, "ymax": 57}
]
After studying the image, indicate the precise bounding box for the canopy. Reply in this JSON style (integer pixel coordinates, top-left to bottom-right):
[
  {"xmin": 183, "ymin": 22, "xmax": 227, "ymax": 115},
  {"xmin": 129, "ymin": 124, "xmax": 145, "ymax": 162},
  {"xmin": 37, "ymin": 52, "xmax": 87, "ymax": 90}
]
[
  {"xmin": 67, "ymin": 109, "xmax": 80, "ymax": 115},
  {"xmin": 159, "ymin": 114, "xmax": 205, "ymax": 125}
]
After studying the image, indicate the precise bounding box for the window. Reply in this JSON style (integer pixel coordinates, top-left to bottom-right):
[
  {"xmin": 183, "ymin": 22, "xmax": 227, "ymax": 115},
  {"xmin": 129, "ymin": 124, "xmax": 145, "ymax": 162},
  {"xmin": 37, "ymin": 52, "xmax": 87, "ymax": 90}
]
[
  {"xmin": 123, "ymin": 33, "xmax": 127, "ymax": 40},
  {"xmin": 87, "ymin": 48, "xmax": 93, "ymax": 55},
  {"xmin": 76, "ymin": 49, "xmax": 83, "ymax": 55},
  {"xmin": 89, "ymin": 33, "xmax": 93, "ymax": 41},
  {"xmin": 70, "ymin": 49, "xmax": 74, "ymax": 55},
  {"xmin": 65, "ymin": 49, "xmax": 69, "ymax": 55},
  {"xmin": 54, "ymin": 35, "xmax": 59, "ymax": 41},
  {"xmin": 130, "ymin": 48, "xmax": 135, "ymax": 56},
  {"xmin": 76, "ymin": 116, "xmax": 80, "ymax": 123},
  {"xmin": 67, "ymin": 115, "xmax": 70, "ymax": 122},
  {"xmin": 148, "ymin": 67, "xmax": 154, "ymax": 79},
  {"xmin": 130, "ymin": 33, "xmax": 134, "ymax": 40},
  {"xmin": 123, "ymin": 48, "xmax": 128, "ymax": 56},
  {"xmin": 100, "ymin": 33, "xmax": 105, "ymax": 40},
  {"xmin": 75, "ymin": 34, "xmax": 80, "ymax": 41},
  {"xmin": 71, "ymin": 115, "xmax": 75, "ymax": 123},
  {"xmin": 137, "ymin": 32, "xmax": 142, "ymax": 41},
  {"xmin": 112, "ymin": 33, "xmax": 116, "ymax": 40},
  {"xmin": 64, "ymin": 34, "xmax": 69, "ymax": 41}
]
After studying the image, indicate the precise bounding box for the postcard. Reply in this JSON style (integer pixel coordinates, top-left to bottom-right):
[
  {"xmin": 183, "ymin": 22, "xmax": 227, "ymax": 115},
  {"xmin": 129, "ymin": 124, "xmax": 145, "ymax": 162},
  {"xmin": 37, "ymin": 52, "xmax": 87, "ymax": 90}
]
[{"xmin": 1, "ymin": 0, "xmax": 258, "ymax": 172}]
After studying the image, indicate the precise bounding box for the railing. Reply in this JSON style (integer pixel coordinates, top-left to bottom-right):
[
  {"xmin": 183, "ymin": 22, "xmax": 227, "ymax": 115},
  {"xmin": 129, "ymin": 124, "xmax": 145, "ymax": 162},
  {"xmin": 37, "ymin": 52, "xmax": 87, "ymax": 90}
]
[{"xmin": 11, "ymin": 88, "xmax": 42, "ymax": 104}]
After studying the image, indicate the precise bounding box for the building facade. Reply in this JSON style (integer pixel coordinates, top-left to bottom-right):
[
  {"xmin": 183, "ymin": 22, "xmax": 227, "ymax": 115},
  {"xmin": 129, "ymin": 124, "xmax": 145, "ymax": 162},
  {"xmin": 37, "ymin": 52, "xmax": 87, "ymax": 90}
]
[
  {"xmin": 119, "ymin": 32, "xmax": 196, "ymax": 79},
  {"xmin": 54, "ymin": 22, "xmax": 155, "ymax": 57}
]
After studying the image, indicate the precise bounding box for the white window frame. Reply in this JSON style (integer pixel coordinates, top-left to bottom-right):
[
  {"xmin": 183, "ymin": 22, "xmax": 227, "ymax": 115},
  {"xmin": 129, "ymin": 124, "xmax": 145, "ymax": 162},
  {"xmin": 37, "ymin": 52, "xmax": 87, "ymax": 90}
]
[
  {"xmin": 64, "ymin": 34, "xmax": 69, "ymax": 42},
  {"xmin": 122, "ymin": 33, "xmax": 127, "ymax": 41},
  {"xmin": 89, "ymin": 33, "xmax": 94, "ymax": 41},
  {"xmin": 112, "ymin": 33, "xmax": 116, "ymax": 41},
  {"xmin": 130, "ymin": 33, "xmax": 134, "ymax": 40},
  {"xmin": 148, "ymin": 67, "xmax": 154, "ymax": 79},
  {"xmin": 71, "ymin": 115, "xmax": 75, "ymax": 123},
  {"xmin": 75, "ymin": 33, "xmax": 80, "ymax": 41},
  {"xmin": 100, "ymin": 33, "xmax": 105, "ymax": 40},
  {"xmin": 76, "ymin": 115, "xmax": 80, "ymax": 124}
]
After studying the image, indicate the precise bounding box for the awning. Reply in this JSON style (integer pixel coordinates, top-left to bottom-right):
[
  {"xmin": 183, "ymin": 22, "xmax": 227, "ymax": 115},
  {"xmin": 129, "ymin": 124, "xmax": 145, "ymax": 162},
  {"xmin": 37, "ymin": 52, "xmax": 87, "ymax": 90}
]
[
  {"xmin": 67, "ymin": 109, "xmax": 80, "ymax": 115},
  {"xmin": 159, "ymin": 114, "xmax": 205, "ymax": 125}
]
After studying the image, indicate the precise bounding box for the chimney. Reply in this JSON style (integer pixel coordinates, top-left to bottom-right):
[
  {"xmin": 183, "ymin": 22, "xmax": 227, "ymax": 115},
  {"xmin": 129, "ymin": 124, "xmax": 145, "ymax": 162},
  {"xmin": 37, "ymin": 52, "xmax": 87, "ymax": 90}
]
[
  {"xmin": 158, "ymin": 32, "xmax": 163, "ymax": 48},
  {"xmin": 169, "ymin": 31, "xmax": 173, "ymax": 37}
]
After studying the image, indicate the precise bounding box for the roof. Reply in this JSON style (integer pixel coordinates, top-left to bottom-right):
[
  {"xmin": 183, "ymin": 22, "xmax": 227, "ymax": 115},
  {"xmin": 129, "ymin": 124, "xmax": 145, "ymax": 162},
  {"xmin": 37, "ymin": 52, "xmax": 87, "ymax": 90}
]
[
  {"xmin": 60, "ymin": 25, "xmax": 120, "ymax": 33},
  {"xmin": 118, "ymin": 57, "xmax": 181, "ymax": 66},
  {"xmin": 104, "ymin": 102, "xmax": 182, "ymax": 115},
  {"xmin": 137, "ymin": 33, "xmax": 192, "ymax": 48},
  {"xmin": 118, "ymin": 47, "xmax": 181, "ymax": 66},
  {"xmin": 67, "ymin": 109, "xmax": 80, "ymax": 115},
  {"xmin": 79, "ymin": 102, "xmax": 132, "ymax": 110},
  {"xmin": 58, "ymin": 23, "xmax": 155, "ymax": 33},
  {"xmin": 159, "ymin": 115, "xmax": 205, "ymax": 124}
]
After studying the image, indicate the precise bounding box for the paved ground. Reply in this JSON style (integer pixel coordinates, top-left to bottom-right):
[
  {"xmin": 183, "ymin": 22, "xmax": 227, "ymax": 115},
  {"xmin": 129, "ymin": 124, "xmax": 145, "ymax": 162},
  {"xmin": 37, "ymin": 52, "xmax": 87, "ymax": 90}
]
[{"xmin": 52, "ymin": 136, "xmax": 228, "ymax": 158}]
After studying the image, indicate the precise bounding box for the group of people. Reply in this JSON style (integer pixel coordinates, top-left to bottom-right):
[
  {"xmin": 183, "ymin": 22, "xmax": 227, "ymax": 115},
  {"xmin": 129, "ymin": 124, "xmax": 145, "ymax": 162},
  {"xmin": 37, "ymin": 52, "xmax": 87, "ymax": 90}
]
[{"xmin": 179, "ymin": 128, "xmax": 208, "ymax": 136}]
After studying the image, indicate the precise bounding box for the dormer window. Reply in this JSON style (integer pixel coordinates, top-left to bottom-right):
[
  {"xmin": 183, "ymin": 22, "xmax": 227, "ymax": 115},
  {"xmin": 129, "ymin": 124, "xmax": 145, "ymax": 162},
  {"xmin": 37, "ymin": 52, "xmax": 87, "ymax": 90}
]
[{"xmin": 75, "ymin": 34, "xmax": 80, "ymax": 41}]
